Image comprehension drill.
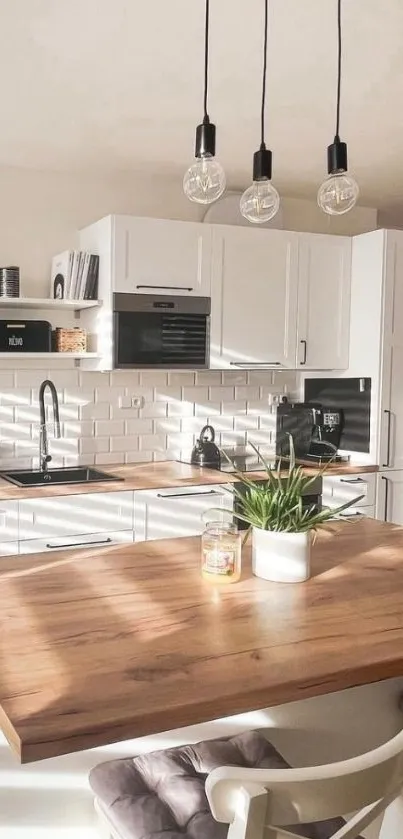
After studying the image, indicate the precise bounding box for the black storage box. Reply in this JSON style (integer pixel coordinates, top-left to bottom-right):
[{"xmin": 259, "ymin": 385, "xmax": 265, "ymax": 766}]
[{"xmin": 0, "ymin": 320, "xmax": 52, "ymax": 352}]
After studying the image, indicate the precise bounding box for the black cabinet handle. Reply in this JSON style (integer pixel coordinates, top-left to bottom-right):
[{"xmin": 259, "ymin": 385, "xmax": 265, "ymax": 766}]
[
  {"xmin": 383, "ymin": 409, "xmax": 392, "ymax": 467},
  {"xmin": 157, "ymin": 489, "xmax": 221, "ymax": 499},
  {"xmin": 46, "ymin": 537, "xmax": 113, "ymax": 549},
  {"xmin": 136, "ymin": 285, "xmax": 194, "ymax": 292},
  {"xmin": 338, "ymin": 511, "xmax": 363, "ymax": 518},
  {"xmin": 300, "ymin": 340, "xmax": 307, "ymax": 366},
  {"xmin": 340, "ymin": 478, "xmax": 365, "ymax": 484},
  {"xmin": 381, "ymin": 476, "xmax": 389, "ymax": 522}
]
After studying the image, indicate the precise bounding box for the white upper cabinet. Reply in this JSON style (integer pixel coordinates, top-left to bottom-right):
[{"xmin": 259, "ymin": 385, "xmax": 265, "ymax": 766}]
[
  {"xmin": 297, "ymin": 234, "xmax": 351, "ymax": 370},
  {"xmin": 210, "ymin": 226, "xmax": 298, "ymax": 369},
  {"xmin": 112, "ymin": 216, "xmax": 212, "ymax": 296}
]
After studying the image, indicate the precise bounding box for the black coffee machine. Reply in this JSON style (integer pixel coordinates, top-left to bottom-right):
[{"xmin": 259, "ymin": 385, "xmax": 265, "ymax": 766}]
[{"xmin": 276, "ymin": 399, "xmax": 344, "ymax": 463}]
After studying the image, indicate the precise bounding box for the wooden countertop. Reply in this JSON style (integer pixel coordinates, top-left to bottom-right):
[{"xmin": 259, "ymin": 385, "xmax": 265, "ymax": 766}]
[
  {"xmin": 0, "ymin": 460, "xmax": 379, "ymax": 501},
  {"xmin": 0, "ymin": 517, "xmax": 401, "ymax": 764}
]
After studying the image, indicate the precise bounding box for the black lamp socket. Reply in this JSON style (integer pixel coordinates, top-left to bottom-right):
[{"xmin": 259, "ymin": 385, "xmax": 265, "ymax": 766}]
[
  {"xmin": 253, "ymin": 147, "xmax": 272, "ymax": 181},
  {"xmin": 195, "ymin": 121, "xmax": 216, "ymax": 158},
  {"xmin": 327, "ymin": 140, "xmax": 348, "ymax": 175}
]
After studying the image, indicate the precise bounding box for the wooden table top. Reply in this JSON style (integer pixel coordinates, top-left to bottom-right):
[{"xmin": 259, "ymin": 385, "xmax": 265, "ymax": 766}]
[
  {"xmin": 1, "ymin": 517, "xmax": 401, "ymax": 764},
  {"xmin": 0, "ymin": 460, "xmax": 379, "ymax": 501}
]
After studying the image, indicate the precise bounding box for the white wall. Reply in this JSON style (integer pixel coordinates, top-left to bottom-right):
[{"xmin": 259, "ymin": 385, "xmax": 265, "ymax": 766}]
[
  {"xmin": 0, "ymin": 166, "xmax": 379, "ymax": 299},
  {"xmin": 0, "ymin": 166, "xmax": 205, "ymax": 298}
]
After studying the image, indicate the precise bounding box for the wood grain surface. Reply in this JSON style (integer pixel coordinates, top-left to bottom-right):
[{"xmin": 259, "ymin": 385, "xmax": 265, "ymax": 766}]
[
  {"xmin": 0, "ymin": 517, "xmax": 400, "ymax": 764},
  {"xmin": 0, "ymin": 460, "xmax": 379, "ymax": 501}
]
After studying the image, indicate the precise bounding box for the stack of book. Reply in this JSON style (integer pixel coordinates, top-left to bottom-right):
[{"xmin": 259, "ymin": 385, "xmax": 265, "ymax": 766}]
[{"xmin": 51, "ymin": 251, "xmax": 99, "ymax": 301}]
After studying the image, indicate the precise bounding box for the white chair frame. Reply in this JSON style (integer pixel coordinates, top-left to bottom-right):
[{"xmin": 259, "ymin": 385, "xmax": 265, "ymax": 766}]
[{"xmin": 206, "ymin": 728, "xmax": 403, "ymax": 839}]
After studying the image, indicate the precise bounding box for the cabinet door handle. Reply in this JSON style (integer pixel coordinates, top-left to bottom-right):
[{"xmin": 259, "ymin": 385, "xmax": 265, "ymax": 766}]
[
  {"xmin": 338, "ymin": 511, "xmax": 363, "ymax": 518},
  {"xmin": 300, "ymin": 340, "xmax": 307, "ymax": 365},
  {"xmin": 136, "ymin": 285, "xmax": 194, "ymax": 292},
  {"xmin": 45, "ymin": 537, "xmax": 113, "ymax": 549},
  {"xmin": 229, "ymin": 362, "xmax": 282, "ymax": 367},
  {"xmin": 381, "ymin": 476, "xmax": 389, "ymax": 522},
  {"xmin": 383, "ymin": 409, "xmax": 392, "ymax": 467},
  {"xmin": 156, "ymin": 490, "xmax": 222, "ymax": 499},
  {"xmin": 340, "ymin": 478, "xmax": 365, "ymax": 484}
]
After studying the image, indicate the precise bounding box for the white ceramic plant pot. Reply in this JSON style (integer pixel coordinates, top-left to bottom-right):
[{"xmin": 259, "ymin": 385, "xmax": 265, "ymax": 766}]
[{"xmin": 252, "ymin": 527, "xmax": 312, "ymax": 583}]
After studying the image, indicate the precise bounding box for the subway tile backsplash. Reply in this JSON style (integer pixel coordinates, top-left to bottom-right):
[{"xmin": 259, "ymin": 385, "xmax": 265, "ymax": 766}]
[{"xmin": 0, "ymin": 360, "xmax": 298, "ymax": 469}]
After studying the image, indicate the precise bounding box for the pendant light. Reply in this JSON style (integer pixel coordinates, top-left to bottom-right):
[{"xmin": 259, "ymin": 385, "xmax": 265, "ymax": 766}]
[
  {"xmin": 317, "ymin": 0, "xmax": 359, "ymax": 215},
  {"xmin": 183, "ymin": 0, "xmax": 226, "ymax": 204},
  {"xmin": 240, "ymin": 0, "xmax": 279, "ymax": 224}
]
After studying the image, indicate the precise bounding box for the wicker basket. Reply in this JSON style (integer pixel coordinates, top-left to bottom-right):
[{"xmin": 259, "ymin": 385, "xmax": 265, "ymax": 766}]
[{"xmin": 53, "ymin": 327, "xmax": 87, "ymax": 353}]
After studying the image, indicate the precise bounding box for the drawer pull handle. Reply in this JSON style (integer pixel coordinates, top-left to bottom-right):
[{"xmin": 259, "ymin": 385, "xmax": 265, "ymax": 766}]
[
  {"xmin": 338, "ymin": 512, "xmax": 363, "ymax": 518},
  {"xmin": 381, "ymin": 475, "xmax": 389, "ymax": 522},
  {"xmin": 156, "ymin": 490, "xmax": 222, "ymax": 499},
  {"xmin": 383, "ymin": 409, "xmax": 392, "ymax": 467},
  {"xmin": 229, "ymin": 362, "xmax": 282, "ymax": 367},
  {"xmin": 300, "ymin": 339, "xmax": 307, "ymax": 366},
  {"xmin": 136, "ymin": 285, "xmax": 194, "ymax": 292},
  {"xmin": 45, "ymin": 537, "xmax": 113, "ymax": 549},
  {"xmin": 340, "ymin": 478, "xmax": 365, "ymax": 484}
]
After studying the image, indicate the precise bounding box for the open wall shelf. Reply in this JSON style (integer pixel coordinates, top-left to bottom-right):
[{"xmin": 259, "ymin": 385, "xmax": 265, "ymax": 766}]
[{"xmin": 0, "ymin": 298, "xmax": 100, "ymax": 311}]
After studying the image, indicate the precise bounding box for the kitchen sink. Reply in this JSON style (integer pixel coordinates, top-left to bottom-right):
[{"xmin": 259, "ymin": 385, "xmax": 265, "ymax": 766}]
[{"xmin": 0, "ymin": 466, "xmax": 124, "ymax": 488}]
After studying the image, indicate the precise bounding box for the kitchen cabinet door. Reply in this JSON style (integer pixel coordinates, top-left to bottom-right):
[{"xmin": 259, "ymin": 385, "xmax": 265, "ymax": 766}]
[
  {"xmin": 297, "ymin": 234, "xmax": 351, "ymax": 370},
  {"xmin": 19, "ymin": 491, "xmax": 134, "ymax": 541},
  {"xmin": 322, "ymin": 472, "xmax": 376, "ymax": 510},
  {"xmin": 379, "ymin": 231, "xmax": 403, "ymax": 470},
  {"xmin": 0, "ymin": 501, "xmax": 18, "ymax": 544},
  {"xmin": 210, "ymin": 226, "xmax": 298, "ymax": 369},
  {"xmin": 376, "ymin": 470, "xmax": 403, "ymax": 524},
  {"xmin": 135, "ymin": 485, "xmax": 233, "ymax": 541},
  {"xmin": 113, "ymin": 216, "xmax": 212, "ymax": 296}
]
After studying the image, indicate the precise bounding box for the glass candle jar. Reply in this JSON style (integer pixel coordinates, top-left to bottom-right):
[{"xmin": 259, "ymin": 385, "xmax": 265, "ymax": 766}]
[{"xmin": 201, "ymin": 521, "xmax": 242, "ymax": 583}]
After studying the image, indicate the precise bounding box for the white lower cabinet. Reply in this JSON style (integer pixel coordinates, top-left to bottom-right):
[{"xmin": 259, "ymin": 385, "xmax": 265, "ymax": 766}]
[
  {"xmin": 0, "ymin": 540, "xmax": 19, "ymax": 556},
  {"xmin": 18, "ymin": 491, "xmax": 134, "ymax": 542},
  {"xmin": 135, "ymin": 485, "xmax": 233, "ymax": 542},
  {"xmin": 376, "ymin": 470, "xmax": 403, "ymax": 524},
  {"xmin": 322, "ymin": 473, "xmax": 376, "ymax": 510},
  {"xmin": 19, "ymin": 529, "xmax": 134, "ymax": 554},
  {"xmin": 0, "ymin": 501, "xmax": 19, "ymax": 555}
]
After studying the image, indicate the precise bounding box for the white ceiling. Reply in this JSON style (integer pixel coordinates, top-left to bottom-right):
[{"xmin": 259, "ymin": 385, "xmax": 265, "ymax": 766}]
[{"xmin": 1, "ymin": 0, "xmax": 402, "ymax": 209}]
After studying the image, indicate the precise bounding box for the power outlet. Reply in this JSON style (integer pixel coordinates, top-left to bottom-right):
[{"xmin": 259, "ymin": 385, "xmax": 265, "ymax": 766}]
[{"xmin": 119, "ymin": 395, "xmax": 145, "ymax": 410}]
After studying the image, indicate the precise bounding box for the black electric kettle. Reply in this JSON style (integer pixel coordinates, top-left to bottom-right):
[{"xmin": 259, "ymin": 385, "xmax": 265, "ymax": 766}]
[{"xmin": 191, "ymin": 424, "xmax": 221, "ymax": 469}]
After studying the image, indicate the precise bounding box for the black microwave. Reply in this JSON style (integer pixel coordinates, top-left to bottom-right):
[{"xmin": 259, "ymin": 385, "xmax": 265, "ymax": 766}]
[{"xmin": 113, "ymin": 293, "xmax": 210, "ymax": 369}]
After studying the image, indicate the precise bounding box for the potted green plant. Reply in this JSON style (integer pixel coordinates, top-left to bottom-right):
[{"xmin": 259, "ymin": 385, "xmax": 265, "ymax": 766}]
[{"xmin": 211, "ymin": 440, "xmax": 364, "ymax": 583}]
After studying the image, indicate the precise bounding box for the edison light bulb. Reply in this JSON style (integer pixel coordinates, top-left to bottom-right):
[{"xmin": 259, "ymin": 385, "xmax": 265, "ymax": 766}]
[
  {"xmin": 240, "ymin": 180, "xmax": 280, "ymax": 224},
  {"xmin": 317, "ymin": 172, "xmax": 359, "ymax": 216},
  {"xmin": 183, "ymin": 154, "xmax": 226, "ymax": 204}
]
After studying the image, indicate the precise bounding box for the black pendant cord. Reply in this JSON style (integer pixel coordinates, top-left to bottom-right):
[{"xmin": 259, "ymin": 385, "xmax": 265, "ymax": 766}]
[
  {"xmin": 260, "ymin": 0, "xmax": 268, "ymax": 149},
  {"xmin": 335, "ymin": 0, "xmax": 341, "ymax": 142},
  {"xmin": 203, "ymin": 0, "xmax": 210, "ymax": 124}
]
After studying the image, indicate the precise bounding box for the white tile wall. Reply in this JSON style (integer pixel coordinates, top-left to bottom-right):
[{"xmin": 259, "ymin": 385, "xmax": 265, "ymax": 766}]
[{"xmin": 0, "ymin": 362, "xmax": 299, "ymax": 468}]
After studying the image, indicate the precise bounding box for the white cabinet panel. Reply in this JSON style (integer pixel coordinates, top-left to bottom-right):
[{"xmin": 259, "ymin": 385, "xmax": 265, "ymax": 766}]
[
  {"xmin": 210, "ymin": 226, "xmax": 298, "ymax": 368},
  {"xmin": 19, "ymin": 491, "xmax": 134, "ymax": 541},
  {"xmin": 135, "ymin": 485, "xmax": 233, "ymax": 542},
  {"xmin": 113, "ymin": 217, "xmax": 212, "ymax": 296},
  {"xmin": 334, "ymin": 506, "xmax": 375, "ymax": 520},
  {"xmin": 19, "ymin": 530, "xmax": 134, "ymax": 554},
  {"xmin": 376, "ymin": 470, "xmax": 403, "ymax": 524},
  {"xmin": 297, "ymin": 234, "xmax": 351, "ymax": 370},
  {"xmin": 322, "ymin": 473, "xmax": 376, "ymax": 510},
  {"xmin": 379, "ymin": 232, "xmax": 403, "ymax": 470},
  {"xmin": 0, "ymin": 501, "xmax": 18, "ymax": 542},
  {"xmin": 0, "ymin": 541, "xmax": 18, "ymax": 557}
]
